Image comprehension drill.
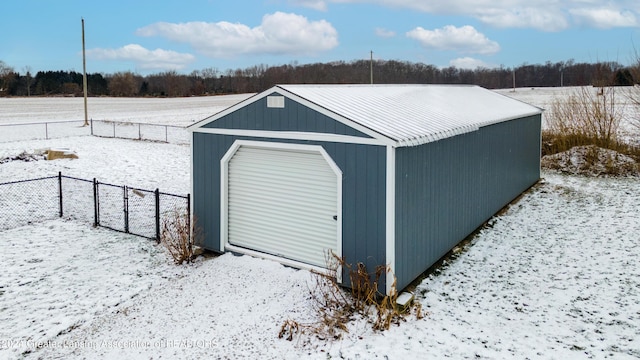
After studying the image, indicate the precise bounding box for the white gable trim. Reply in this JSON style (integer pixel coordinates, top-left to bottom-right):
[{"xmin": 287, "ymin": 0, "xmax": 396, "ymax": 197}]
[
  {"xmin": 189, "ymin": 92, "xmax": 263, "ymax": 129},
  {"xmin": 273, "ymin": 86, "xmax": 396, "ymax": 146},
  {"xmin": 193, "ymin": 127, "xmax": 387, "ymax": 146},
  {"xmin": 188, "ymin": 86, "xmax": 397, "ymax": 147}
]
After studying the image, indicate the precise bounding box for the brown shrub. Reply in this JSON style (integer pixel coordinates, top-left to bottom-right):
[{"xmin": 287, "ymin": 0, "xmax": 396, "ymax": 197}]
[
  {"xmin": 160, "ymin": 210, "xmax": 200, "ymax": 265},
  {"xmin": 279, "ymin": 251, "xmax": 422, "ymax": 343}
]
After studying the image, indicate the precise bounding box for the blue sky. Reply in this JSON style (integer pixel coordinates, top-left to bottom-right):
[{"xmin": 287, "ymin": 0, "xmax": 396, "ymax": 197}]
[{"xmin": 2, "ymin": 0, "xmax": 640, "ymax": 75}]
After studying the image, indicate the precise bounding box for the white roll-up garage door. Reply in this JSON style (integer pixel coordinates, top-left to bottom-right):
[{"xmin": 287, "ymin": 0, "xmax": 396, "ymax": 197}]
[{"xmin": 226, "ymin": 144, "xmax": 339, "ymax": 268}]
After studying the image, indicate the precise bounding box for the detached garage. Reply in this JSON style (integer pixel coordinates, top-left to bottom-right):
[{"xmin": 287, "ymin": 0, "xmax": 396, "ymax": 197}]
[{"xmin": 189, "ymin": 84, "xmax": 542, "ymax": 293}]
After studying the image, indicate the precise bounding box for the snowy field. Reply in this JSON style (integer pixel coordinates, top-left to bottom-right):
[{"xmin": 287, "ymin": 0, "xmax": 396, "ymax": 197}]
[
  {"xmin": 0, "ymin": 94, "xmax": 253, "ymax": 126},
  {"xmin": 495, "ymin": 86, "xmax": 640, "ymax": 142},
  {"xmin": 1, "ymin": 91, "xmax": 639, "ymax": 359}
]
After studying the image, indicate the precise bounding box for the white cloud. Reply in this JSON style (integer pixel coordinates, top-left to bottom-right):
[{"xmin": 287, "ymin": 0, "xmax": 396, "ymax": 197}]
[
  {"xmin": 570, "ymin": 8, "xmax": 638, "ymax": 28},
  {"xmin": 406, "ymin": 25, "xmax": 500, "ymax": 55},
  {"xmin": 474, "ymin": 7, "xmax": 570, "ymax": 31},
  {"xmin": 449, "ymin": 57, "xmax": 493, "ymax": 69},
  {"xmin": 136, "ymin": 12, "xmax": 338, "ymax": 58},
  {"xmin": 319, "ymin": 0, "xmax": 640, "ymax": 31},
  {"xmin": 86, "ymin": 44, "xmax": 195, "ymax": 70},
  {"xmin": 375, "ymin": 27, "xmax": 396, "ymax": 38},
  {"xmin": 288, "ymin": 0, "xmax": 328, "ymax": 11}
]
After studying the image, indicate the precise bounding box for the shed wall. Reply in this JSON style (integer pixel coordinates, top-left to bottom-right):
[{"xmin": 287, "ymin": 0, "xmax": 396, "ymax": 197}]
[
  {"xmin": 394, "ymin": 114, "xmax": 541, "ymax": 290},
  {"xmin": 192, "ymin": 132, "xmax": 387, "ymax": 286},
  {"xmin": 202, "ymin": 92, "xmax": 371, "ymax": 138}
]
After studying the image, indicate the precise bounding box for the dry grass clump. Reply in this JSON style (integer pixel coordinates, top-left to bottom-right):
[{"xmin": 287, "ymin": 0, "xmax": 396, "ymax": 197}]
[
  {"xmin": 160, "ymin": 210, "xmax": 200, "ymax": 265},
  {"xmin": 544, "ymin": 86, "xmax": 623, "ymax": 155},
  {"xmin": 279, "ymin": 252, "xmax": 423, "ymax": 343}
]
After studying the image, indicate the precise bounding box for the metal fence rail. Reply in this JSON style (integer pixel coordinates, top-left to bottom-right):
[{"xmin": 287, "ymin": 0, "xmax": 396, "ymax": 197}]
[
  {"xmin": 0, "ymin": 172, "xmax": 190, "ymax": 242},
  {"xmin": 0, "ymin": 119, "xmax": 189, "ymax": 144}
]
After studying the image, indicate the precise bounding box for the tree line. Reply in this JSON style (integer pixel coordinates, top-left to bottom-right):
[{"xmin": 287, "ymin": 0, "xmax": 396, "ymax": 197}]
[{"xmin": 0, "ymin": 59, "xmax": 635, "ymax": 98}]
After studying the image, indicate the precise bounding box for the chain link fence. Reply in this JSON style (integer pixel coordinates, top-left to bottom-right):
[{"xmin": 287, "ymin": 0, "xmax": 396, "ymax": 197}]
[
  {"xmin": 0, "ymin": 176, "xmax": 59, "ymax": 230},
  {"xmin": 0, "ymin": 121, "xmax": 90, "ymax": 142},
  {"xmin": 0, "ymin": 120, "xmax": 189, "ymax": 144},
  {"xmin": 90, "ymin": 120, "xmax": 189, "ymax": 144},
  {"xmin": 0, "ymin": 173, "xmax": 190, "ymax": 242}
]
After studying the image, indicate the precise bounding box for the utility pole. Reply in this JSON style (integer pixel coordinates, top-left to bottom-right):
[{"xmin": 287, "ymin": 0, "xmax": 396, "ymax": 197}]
[
  {"xmin": 23, "ymin": 66, "xmax": 31, "ymax": 96},
  {"xmin": 370, "ymin": 50, "xmax": 373, "ymax": 84},
  {"xmin": 82, "ymin": 18, "xmax": 89, "ymax": 126},
  {"xmin": 512, "ymin": 68, "xmax": 516, "ymax": 92}
]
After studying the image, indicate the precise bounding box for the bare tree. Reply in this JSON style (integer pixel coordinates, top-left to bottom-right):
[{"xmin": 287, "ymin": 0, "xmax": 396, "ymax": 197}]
[
  {"xmin": 108, "ymin": 71, "xmax": 139, "ymax": 97},
  {"xmin": 0, "ymin": 61, "xmax": 15, "ymax": 96}
]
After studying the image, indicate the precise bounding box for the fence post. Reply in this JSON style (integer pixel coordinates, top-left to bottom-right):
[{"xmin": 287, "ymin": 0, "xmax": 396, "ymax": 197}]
[
  {"xmin": 112, "ymin": 122, "xmax": 116, "ymax": 138},
  {"xmin": 165, "ymin": 126, "xmax": 168, "ymax": 143},
  {"xmin": 46, "ymin": 122, "xmax": 49, "ymax": 140},
  {"xmin": 93, "ymin": 178, "xmax": 99, "ymax": 227},
  {"xmin": 58, "ymin": 172, "xmax": 63, "ymax": 217},
  {"xmin": 187, "ymin": 193, "xmax": 191, "ymax": 244},
  {"xmin": 138, "ymin": 123, "xmax": 141, "ymax": 140},
  {"xmin": 124, "ymin": 186, "xmax": 129, "ymax": 234},
  {"xmin": 155, "ymin": 189, "xmax": 160, "ymax": 243},
  {"xmin": 90, "ymin": 118, "xmax": 93, "ymax": 136}
]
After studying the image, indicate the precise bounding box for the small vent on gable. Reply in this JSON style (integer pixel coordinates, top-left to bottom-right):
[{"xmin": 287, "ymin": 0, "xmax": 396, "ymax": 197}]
[{"xmin": 267, "ymin": 96, "xmax": 285, "ymax": 108}]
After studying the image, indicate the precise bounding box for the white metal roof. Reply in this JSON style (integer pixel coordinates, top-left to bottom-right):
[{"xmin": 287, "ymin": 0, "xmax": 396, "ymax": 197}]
[
  {"xmin": 276, "ymin": 84, "xmax": 542, "ymax": 147},
  {"xmin": 192, "ymin": 84, "xmax": 542, "ymax": 147}
]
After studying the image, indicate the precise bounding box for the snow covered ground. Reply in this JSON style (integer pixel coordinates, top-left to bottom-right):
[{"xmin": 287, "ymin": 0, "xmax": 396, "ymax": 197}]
[
  {"xmin": 1, "ymin": 93, "xmax": 639, "ymax": 359},
  {"xmin": 0, "ymin": 95, "xmax": 253, "ymax": 126}
]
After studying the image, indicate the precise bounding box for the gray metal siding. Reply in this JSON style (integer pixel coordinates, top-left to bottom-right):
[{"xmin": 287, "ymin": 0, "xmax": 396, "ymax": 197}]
[
  {"xmin": 192, "ymin": 133, "xmax": 387, "ymax": 287},
  {"xmin": 394, "ymin": 114, "xmax": 541, "ymax": 290},
  {"xmin": 203, "ymin": 92, "xmax": 371, "ymax": 138}
]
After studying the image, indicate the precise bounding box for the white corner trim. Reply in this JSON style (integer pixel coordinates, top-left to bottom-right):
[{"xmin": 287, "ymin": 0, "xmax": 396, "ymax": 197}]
[
  {"xmin": 190, "ymin": 132, "xmax": 195, "ymax": 244},
  {"xmin": 385, "ymin": 145, "xmax": 396, "ymax": 295},
  {"xmin": 219, "ymin": 139, "xmax": 344, "ymax": 283}
]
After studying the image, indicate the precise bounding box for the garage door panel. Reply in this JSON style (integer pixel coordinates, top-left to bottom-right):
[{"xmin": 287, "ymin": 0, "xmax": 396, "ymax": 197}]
[
  {"xmin": 228, "ymin": 205, "xmax": 336, "ymax": 232},
  {"xmin": 229, "ymin": 193, "xmax": 336, "ymax": 212},
  {"xmin": 229, "ymin": 186, "xmax": 336, "ymax": 206},
  {"xmin": 227, "ymin": 145, "xmax": 339, "ymax": 268}
]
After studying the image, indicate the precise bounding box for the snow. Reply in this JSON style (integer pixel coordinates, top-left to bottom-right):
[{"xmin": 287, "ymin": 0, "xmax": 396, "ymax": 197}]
[
  {"xmin": 0, "ymin": 220, "xmax": 177, "ymax": 358},
  {"xmin": 541, "ymin": 145, "xmax": 639, "ymax": 177},
  {"xmin": 0, "ymin": 136, "xmax": 190, "ymax": 194},
  {"xmin": 1, "ymin": 93, "xmax": 639, "ymax": 359}
]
